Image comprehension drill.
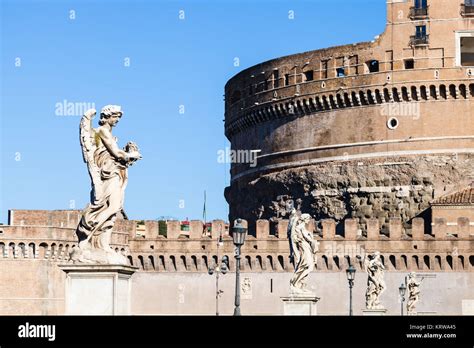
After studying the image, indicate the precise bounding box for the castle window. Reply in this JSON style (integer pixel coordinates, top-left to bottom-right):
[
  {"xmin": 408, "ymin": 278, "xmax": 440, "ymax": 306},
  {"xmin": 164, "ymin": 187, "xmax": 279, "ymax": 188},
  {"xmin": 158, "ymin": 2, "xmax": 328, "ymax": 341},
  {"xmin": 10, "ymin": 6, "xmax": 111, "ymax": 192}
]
[
  {"xmin": 404, "ymin": 59, "xmax": 415, "ymax": 69},
  {"xmin": 336, "ymin": 67, "xmax": 346, "ymax": 77},
  {"xmin": 411, "ymin": 26, "xmax": 429, "ymax": 46},
  {"xmin": 411, "ymin": 0, "xmax": 428, "ymax": 19},
  {"xmin": 349, "ymin": 55, "xmax": 359, "ymax": 75},
  {"xmin": 460, "ymin": 37, "xmax": 474, "ymax": 66},
  {"xmin": 461, "ymin": 0, "xmax": 474, "ymax": 16},
  {"xmin": 366, "ymin": 60, "xmax": 379, "ymax": 73},
  {"xmin": 284, "ymin": 73, "xmax": 290, "ymax": 86},
  {"xmin": 303, "ymin": 70, "xmax": 314, "ymax": 82},
  {"xmin": 321, "ymin": 60, "xmax": 329, "ymax": 79},
  {"xmin": 416, "ymin": 25, "xmax": 427, "ymax": 38},
  {"xmin": 415, "ymin": 0, "xmax": 427, "ymax": 9},
  {"xmin": 273, "ymin": 70, "xmax": 279, "ymax": 88}
]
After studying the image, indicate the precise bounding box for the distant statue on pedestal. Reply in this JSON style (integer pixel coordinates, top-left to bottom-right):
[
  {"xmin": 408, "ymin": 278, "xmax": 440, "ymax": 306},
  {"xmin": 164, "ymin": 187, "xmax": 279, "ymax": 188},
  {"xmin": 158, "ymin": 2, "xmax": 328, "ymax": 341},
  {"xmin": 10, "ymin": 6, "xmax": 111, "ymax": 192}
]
[
  {"xmin": 406, "ymin": 272, "xmax": 423, "ymax": 314},
  {"xmin": 289, "ymin": 213, "xmax": 318, "ymax": 294},
  {"xmin": 70, "ymin": 105, "xmax": 142, "ymax": 264},
  {"xmin": 365, "ymin": 251, "xmax": 386, "ymax": 309}
]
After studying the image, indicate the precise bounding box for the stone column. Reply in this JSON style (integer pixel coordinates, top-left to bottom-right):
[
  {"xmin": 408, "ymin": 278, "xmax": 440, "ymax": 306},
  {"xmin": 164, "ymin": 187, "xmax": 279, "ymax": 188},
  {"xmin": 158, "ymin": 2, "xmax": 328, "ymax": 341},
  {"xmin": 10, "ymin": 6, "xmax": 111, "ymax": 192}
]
[{"xmin": 59, "ymin": 264, "xmax": 138, "ymax": 315}]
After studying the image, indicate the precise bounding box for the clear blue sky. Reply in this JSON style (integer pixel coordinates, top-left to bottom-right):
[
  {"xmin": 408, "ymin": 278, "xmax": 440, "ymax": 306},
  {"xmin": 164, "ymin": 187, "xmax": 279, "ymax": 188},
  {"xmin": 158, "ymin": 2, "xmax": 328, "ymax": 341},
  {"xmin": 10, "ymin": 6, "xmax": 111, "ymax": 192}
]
[{"xmin": 0, "ymin": 0, "xmax": 386, "ymax": 224}]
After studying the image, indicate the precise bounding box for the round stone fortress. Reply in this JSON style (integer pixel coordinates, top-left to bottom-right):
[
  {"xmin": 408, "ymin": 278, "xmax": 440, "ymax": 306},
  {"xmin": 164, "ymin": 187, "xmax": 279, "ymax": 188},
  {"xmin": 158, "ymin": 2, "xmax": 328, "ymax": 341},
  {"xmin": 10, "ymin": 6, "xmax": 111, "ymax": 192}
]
[{"xmin": 224, "ymin": 0, "xmax": 474, "ymax": 234}]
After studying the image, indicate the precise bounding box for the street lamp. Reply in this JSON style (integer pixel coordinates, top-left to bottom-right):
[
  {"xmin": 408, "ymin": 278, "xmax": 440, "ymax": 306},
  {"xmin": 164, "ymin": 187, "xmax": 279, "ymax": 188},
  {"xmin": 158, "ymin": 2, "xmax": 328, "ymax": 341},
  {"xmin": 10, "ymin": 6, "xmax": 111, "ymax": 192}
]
[
  {"xmin": 208, "ymin": 253, "xmax": 229, "ymax": 316},
  {"xmin": 346, "ymin": 264, "xmax": 356, "ymax": 316},
  {"xmin": 399, "ymin": 282, "xmax": 407, "ymax": 316},
  {"xmin": 232, "ymin": 218, "xmax": 247, "ymax": 316}
]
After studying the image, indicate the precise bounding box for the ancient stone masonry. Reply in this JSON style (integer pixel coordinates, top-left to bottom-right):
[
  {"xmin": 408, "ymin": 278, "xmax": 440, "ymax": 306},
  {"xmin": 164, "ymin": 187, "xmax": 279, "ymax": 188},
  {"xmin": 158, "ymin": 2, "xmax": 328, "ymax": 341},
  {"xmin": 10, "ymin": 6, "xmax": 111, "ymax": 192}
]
[
  {"xmin": 228, "ymin": 155, "xmax": 473, "ymax": 235},
  {"xmin": 1, "ymin": 209, "xmax": 472, "ymax": 274},
  {"xmin": 223, "ymin": 0, "xmax": 474, "ymax": 232}
]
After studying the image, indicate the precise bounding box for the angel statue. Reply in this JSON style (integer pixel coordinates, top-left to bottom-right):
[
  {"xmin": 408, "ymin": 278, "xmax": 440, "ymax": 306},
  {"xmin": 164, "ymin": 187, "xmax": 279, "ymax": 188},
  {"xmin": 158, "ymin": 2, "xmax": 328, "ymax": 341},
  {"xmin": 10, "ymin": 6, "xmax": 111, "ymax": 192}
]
[
  {"xmin": 406, "ymin": 272, "xmax": 423, "ymax": 314},
  {"xmin": 364, "ymin": 251, "xmax": 386, "ymax": 309},
  {"xmin": 70, "ymin": 105, "xmax": 142, "ymax": 264},
  {"xmin": 289, "ymin": 213, "xmax": 318, "ymax": 294}
]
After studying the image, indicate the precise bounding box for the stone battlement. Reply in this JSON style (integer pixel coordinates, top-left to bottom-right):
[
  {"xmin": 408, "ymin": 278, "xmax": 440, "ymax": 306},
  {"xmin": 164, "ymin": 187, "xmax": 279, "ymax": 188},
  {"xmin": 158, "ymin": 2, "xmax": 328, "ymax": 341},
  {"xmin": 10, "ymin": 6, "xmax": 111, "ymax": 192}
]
[{"xmin": 1, "ymin": 209, "xmax": 472, "ymax": 273}]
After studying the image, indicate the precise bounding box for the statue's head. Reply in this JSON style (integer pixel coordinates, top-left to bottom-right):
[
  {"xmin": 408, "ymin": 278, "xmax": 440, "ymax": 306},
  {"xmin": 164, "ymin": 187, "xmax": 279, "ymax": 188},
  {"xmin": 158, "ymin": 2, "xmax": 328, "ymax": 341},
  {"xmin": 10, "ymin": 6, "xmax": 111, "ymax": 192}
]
[
  {"xmin": 300, "ymin": 213, "xmax": 311, "ymax": 223},
  {"xmin": 99, "ymin": 105, "xmax": 123, "ymax": 127},
  {"xmin": 408, "ymin": 272, "xmax": 416, "ymax": 278}
]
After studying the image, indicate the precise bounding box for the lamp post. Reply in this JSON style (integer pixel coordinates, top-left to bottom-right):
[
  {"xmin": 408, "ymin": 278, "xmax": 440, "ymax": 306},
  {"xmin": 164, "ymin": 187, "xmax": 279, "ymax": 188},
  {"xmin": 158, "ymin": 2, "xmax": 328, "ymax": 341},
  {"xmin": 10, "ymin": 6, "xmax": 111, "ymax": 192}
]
[
  {"xmin": 232, "ymin": 219, "xmax": 247, "ymax": 316},
  {"xmin": 399, "ymin": 282, "xmax": 407, "ymax": 316},
  {"xmin": 208, "ymin": 225, "xmax": 228, "ymax": 316},
  {"xmin": 346, "ymin": 264, "xmax": 356, "ymax": 316}
]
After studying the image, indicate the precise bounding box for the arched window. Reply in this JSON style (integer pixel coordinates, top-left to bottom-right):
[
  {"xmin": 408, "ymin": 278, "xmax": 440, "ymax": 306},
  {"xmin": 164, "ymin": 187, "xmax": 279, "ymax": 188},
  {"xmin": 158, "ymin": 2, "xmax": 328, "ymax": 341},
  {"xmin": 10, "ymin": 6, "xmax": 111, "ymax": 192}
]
[
  {"xmin": 266, "ymin": 255, "xmax": 273, "ymax": 270},
  {"xmin": 423, "ymin": 255, "xmax": 431, "ymax": 270},
  {"xmin": 333, "ymin": 256, "xmax": 340, "ymax": 270},
  {"xmin": 256, "ymin": 255, "xmax": 263, "ymax": 271},
  {"xmin": 138, "ymin": 255, "xmax": 145, "ymax": 270},
  {"xmin": 191, "ymin": 255, "xmax": 198, "ymax": 271},
  {"xmin": 148, "ymin": 255, "xmax": 155, "ymax": 270}
]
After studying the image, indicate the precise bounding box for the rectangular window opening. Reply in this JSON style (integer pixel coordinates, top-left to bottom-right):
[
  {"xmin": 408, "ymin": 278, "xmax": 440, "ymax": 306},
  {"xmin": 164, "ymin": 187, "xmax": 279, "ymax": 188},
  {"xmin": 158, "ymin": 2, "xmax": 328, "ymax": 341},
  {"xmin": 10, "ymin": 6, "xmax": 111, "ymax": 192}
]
[
  {"xmin": 461, "ymin": 37, "xmax": 474, "ymax": 66},
  {"xmin": 336, "ymin": 67, "xmax": 346, "ymax": 77},
  {"xmin": 415, "ymin": 0, "xmax": 427, "ymax": 9},
  {"xmin": 405, "ymin": 59, "xmax": 415, "ymax": 69},
  {"xmin": 321, "ymin": 60, "xmax": 329, "ymax": 79},
  {"xmin": 273, "ymin": 70, "xmax": 279, "ymax": 88},
  {"xmin": 303, "ymin": 70, "xmax": 314, "ymax": 82}
]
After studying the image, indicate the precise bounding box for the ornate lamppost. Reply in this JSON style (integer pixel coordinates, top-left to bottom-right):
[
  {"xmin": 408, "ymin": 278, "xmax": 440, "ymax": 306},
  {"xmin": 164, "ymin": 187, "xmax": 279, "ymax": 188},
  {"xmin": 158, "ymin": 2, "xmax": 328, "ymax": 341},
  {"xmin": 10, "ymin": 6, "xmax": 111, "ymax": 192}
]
[
  {"xmin": 208, "ymin": 252, "xmax": 228, "ymax": 316},
  {"xmin": 399, "ymin": 282, "xmax": 407, "ymax": 316},
  {"xmin": 346, "ymin": 264, "xmax": 356, "ymax": 316},
  {"xmin": 232, "ymin": 219, "xmax": 247, "ymax": 316},
  {"xmin": 207, "ymin": 225, "xmax": 228, "ymax": 316}
]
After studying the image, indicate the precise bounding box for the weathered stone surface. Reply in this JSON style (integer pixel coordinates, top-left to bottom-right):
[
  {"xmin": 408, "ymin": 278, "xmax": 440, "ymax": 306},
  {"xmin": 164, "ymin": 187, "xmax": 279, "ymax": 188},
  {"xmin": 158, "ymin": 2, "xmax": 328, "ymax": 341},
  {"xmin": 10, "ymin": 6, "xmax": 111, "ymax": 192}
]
[{"xmin": 225, "ymin": 155, "xmax": 473, "ymax": 235}]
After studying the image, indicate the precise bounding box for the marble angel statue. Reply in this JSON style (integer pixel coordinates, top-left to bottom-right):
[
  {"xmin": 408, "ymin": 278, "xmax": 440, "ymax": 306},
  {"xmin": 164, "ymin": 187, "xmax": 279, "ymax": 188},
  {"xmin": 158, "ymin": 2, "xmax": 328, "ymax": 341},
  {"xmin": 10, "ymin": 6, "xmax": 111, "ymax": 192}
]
[
  {"xmin": 289, "ymin": 213, "xmax": 318, "ymax": 294},
  {"xmin": 70, "ymin": 105, "xmax": 142, "ymax": 264},
  {"xmin": 406, "ymin": 272, "xmax": 423, "ymax": 314},
  {"xmin": 364, "ymin": 251, "xmax": 386, "ymax": 309}
]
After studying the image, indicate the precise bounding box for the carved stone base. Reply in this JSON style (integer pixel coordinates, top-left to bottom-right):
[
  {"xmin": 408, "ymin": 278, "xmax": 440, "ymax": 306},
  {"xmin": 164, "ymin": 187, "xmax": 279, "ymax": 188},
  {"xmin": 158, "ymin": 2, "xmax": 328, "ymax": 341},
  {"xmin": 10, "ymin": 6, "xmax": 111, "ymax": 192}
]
[
  {"xmin": 69, "ymin": 246, "xmax": 128, "ymax": 265},
  {"xmin": 362, "ymin": 308, "xmax": 387, "ymax": 316},
  {"xmin": 415, "ymin": 311, "xmax": 437, "ymax": 316},
  {"xmin": 281, "ymin": 294, "xmax": 320, "ymax": 315},
  {"xmin": 59, "ymin": 264, "xmax": 138, "ymax": 315}
]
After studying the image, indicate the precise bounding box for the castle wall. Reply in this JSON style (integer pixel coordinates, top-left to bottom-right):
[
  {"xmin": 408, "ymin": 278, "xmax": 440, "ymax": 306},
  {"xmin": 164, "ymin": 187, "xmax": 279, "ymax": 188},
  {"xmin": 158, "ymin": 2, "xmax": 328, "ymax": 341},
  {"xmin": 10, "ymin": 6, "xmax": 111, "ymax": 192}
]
[
  {"xmin": 0, "ymin": 209, "xmax": 472, "ymax": 315},
  {"xmin": 0, "ymin": 261, "xmax": 472, "ymax": 315},
  {"xmin": 130, "ymin": 271, "xmax": 474, "ymax": 315},
  {"xmin": 432, "ymin": 206, "xmax": 474, "ymax": 223},
  {"xmin": 223, "ymin": 0, "xmax": 474, "ymax": 225}
]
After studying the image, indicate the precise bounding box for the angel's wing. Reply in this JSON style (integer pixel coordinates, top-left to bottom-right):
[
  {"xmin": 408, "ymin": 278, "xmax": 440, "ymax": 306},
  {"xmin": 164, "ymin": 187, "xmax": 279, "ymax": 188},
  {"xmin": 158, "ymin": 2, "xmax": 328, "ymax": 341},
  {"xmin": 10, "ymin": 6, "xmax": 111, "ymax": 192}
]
[
  {"xmin": 79, "ymin": 110, "xmax": 102, "ymax": 203},
  {"xmin": 364, "ymin": 257, "xmax": 370, "ymax": 273}
]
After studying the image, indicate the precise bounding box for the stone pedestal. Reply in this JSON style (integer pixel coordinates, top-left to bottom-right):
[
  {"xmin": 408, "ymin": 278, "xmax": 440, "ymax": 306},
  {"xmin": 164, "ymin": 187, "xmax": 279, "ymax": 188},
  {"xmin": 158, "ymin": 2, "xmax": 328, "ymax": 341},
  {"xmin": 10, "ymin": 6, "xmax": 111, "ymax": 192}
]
[
  {"xmin": 59, "ymin": 264, "xmax": 138, "ymax": 315},
  {"xmin": 281, "ymin": 295, "xmax": 320, "ymax": 315},
  {"xmin": 415, "ymin": 311, "xmax": 437, "ymax": 316},
  {"xmin": 362, "ymin": 308, "xmax": 387, "ymax": 316}
]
